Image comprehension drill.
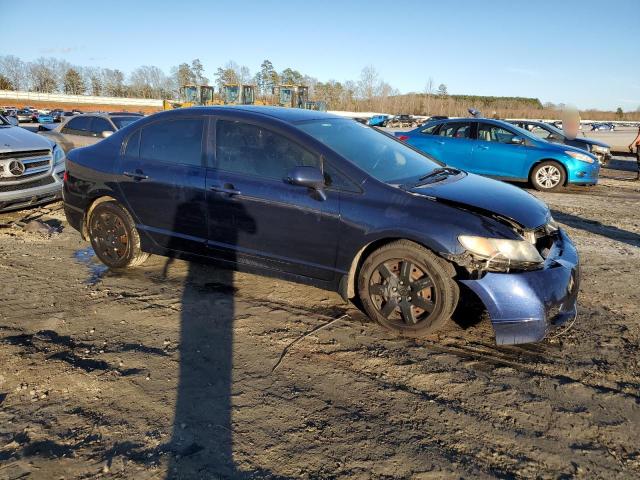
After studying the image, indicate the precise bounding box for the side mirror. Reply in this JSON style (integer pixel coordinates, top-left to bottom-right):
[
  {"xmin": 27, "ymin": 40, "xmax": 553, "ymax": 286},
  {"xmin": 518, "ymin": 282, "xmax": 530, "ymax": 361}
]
[
  {"xmin": 285, "ymin": 166, "xmax": 326, "ymax": 200},
  {"xmin": 510, "ymin": 136, "xmax": 525, "ymax": 145},
  {"xmin": 101, "ymin": 130, "xmax": 113, "ymax": 138}
]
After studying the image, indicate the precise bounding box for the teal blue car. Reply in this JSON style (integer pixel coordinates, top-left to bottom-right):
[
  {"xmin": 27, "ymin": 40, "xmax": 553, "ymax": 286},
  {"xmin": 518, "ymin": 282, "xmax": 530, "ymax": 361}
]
[{"xmin": 395, "ymin": 118, "xmax": 600, "ymax": 191}]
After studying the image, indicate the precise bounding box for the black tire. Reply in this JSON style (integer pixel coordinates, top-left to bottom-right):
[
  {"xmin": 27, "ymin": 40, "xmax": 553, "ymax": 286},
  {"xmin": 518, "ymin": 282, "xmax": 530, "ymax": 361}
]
[
  {"xmin": 87, "ymin": 201, "xmax": 148, "ymax": 269},
  {"xmin": 357, "ymin": 240, "xmax": 459, "ymax": 337},
  {"xmin": 530, "ymin": 161, "xmax": 566, "ymax": 192}
]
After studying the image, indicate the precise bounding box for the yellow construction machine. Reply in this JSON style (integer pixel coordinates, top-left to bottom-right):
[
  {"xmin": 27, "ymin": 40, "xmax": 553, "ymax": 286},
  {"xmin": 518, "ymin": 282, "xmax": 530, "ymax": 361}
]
[
  {"xmin": 162, "ymin": 85, "xmax": 219, "ymax": 110},
  {"xmin": 273, "ymin": 85, "xmax": 326, "ymax": 111}
]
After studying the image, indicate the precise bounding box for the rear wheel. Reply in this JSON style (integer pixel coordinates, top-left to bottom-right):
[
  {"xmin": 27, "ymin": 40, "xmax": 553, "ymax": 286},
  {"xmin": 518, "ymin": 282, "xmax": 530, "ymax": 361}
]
[
  {"xmin": 531, "ymin": 161, "xmax": 566, "ymax": 192},
  {"xmin": 357, "ymin": 240, "xmax": 459, "ymax": 337},
  {"xmin": 87, "ymin": 201, "xmax": 148, "ymax": 269}
]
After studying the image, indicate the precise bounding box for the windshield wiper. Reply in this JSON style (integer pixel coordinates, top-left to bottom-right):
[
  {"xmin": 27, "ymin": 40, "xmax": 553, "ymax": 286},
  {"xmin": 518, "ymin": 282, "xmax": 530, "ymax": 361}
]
[{"xmin": 418, "ymin": 167, "xmax": 461, "ymax": 182}]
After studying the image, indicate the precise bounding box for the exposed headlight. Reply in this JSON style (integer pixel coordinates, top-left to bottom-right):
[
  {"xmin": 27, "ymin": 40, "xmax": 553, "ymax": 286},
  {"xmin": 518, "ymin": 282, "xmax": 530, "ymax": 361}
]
[
  {"xmin": 459, "ymin": 235, "xmax": 544, "ymax": 265},
  {"xmin": 590, "ymin": 145, "xmax": 609, "ymax": 155},
  {"xmin": 565, "ymin": 150, "xmax": 595, "ymax": 164},
  {"xmin": 546, "ymin": 215, "xmax": 559, "ymax": 232},
  {"xmin": 52, "ymin": 144, "xmax": 65, "ymax": 165}
]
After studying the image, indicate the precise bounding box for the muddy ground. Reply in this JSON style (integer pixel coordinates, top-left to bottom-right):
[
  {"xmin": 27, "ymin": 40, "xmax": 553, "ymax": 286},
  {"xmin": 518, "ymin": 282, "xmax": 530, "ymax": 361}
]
[{"xmin": 0, "ymin": 158, "xmax": 639, "ymax": 480}]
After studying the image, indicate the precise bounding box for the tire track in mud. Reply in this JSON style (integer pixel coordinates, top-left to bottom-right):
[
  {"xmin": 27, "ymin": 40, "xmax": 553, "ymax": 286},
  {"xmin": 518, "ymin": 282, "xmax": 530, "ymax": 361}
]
[{"xmin": 276, "ymin": 344, "xmax": 638, "ymax": 477}]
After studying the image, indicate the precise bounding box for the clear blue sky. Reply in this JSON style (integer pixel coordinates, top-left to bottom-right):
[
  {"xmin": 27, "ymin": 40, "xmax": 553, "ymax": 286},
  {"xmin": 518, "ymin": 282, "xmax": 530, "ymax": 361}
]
[{"xmin": 2, "ymin": 0, "xmax": 638, "ymax": 110}]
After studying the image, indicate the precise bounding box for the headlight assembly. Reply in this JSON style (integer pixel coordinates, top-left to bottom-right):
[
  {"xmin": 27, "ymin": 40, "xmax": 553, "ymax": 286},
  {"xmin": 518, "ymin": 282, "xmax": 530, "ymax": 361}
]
[
  {"xmin": 459, "ymin": 235, "xmax": 544, "ymax": 266},
  {"xmin": 565, "ymin": 150, "xmax": 595, "ymax": 164},
  {"xmin": 53, "ymin": 144, "xmax": 65, "ymax": 165}
]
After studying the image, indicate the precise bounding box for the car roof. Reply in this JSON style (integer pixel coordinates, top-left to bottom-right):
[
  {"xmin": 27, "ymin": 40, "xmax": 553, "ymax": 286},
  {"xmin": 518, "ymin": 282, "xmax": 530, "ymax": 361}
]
[{"xmin": 174, "ymin": 105, "xmax": 337, "ymax": 123}]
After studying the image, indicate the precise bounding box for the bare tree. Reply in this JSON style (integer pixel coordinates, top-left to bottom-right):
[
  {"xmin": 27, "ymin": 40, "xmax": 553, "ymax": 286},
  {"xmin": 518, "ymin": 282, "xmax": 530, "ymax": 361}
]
[
  {"xmin": 358, "ymin": 65, "xmax": 380, "ymax": 101},
  {"xmin": 102, "ymin": 68, "xmax": 125, "ymax": 97},
  {"xmin": 423, "ymin": 77, "xmax": 435, "ymax": 114},
  {"xmin": 0, "ymin": 55, "xmax": 26, "ymax": 90},
  {"xmin": 83, "ymin": 67, "xmax": 103, "ymax": 96},
  {"xmin": 437, "ymin": 83, "xmax": 448, "ymax": 96},
  {"xmin": 28, "ymin": 58, "xmax": 58, "ymax": 93}
]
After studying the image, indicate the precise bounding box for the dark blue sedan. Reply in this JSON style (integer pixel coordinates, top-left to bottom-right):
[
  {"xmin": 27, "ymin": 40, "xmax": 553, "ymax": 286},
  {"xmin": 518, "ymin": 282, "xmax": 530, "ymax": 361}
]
[{"xmin": 62, "ymin": 106, "xmax": 580, "ymax": 345}]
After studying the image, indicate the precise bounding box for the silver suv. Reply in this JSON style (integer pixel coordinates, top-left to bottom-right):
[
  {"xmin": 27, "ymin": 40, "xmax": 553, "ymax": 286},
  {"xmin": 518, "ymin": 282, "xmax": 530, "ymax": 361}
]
[{"xmin": 0, "ymin": 115, "xmax": 66, "ymax": 213}]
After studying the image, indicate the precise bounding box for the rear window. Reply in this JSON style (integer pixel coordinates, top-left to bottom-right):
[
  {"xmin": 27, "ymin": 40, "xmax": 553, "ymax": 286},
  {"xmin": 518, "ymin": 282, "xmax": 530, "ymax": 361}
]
[{"xmin": 111, "ymin": 116, "xmax": 140, "ymax": 129}]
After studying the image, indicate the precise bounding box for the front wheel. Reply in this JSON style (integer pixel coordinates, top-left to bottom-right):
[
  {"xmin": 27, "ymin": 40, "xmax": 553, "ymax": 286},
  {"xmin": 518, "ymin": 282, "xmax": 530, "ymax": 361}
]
[
  {"xmin": 531, "ymin": 161, "xmax": 566, "ymax": 192},
  {"xmin": 87, "ymin": 201, "xmax": 148, "ymax": 269},
  {"xmin": 357, "ymin": 240, "xmax": 459, "ymax": 337}
]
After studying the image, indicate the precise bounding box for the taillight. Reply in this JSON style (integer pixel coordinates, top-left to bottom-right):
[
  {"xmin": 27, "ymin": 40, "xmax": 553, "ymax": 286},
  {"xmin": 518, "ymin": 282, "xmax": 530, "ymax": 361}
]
[
  {"xmin": 397, "ymin": 135, "xmax": 409, "ymax": 142},
  {"xmin": 63, "ymin": 171, "xmax": 69, "ymax": 183}
]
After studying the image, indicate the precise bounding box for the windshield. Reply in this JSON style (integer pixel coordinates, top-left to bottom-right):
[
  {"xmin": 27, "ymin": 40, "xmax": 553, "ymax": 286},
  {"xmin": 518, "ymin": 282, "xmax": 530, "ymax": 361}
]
[
  {"xmin": 111, "ymin": 116, "xmax": 141, "ymax": 129},
  {"xmin": 297, "ymin": 118, "xmax": 443, "ymax": 183},
  {"xmin": 537, "ymin": 122, "xmax": 564, "ymax": 137}
]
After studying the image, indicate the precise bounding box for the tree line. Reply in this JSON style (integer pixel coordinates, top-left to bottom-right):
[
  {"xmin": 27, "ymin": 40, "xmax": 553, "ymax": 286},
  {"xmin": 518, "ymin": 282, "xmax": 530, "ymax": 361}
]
[{"xmin": 1, "ymin": 54, "xmax": 638, "ymax": 120}]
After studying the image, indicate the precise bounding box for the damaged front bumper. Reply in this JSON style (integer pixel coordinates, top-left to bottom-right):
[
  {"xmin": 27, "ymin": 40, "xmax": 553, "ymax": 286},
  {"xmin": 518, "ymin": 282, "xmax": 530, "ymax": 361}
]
[{"xmin": 461, "ymin": 228, "xmax": 579, "ymax": 345}]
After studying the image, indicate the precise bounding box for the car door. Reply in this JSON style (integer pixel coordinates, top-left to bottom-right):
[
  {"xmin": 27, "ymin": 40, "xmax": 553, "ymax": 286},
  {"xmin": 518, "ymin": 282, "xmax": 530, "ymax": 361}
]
[
  {"xmin": 116, "ymin": 116, "xmax": 208, "ymax": 254},
  {"xmin": 205, "ymin": 118, "xmax": 341, "ymax": 281},
  {"xmin": 471, "ymin": 122, "xmax": 529, "ymax": 179},
  {"xmin": 432, "ymin": 121, "xmax": 476, "ymax": 168}
]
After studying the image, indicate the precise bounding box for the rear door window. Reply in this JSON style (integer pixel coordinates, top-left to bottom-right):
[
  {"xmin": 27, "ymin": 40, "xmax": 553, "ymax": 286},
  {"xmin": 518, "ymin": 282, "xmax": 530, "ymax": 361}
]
[
  {"xmin": 215, "ymin": 120, "xmax": 320, "ymax": 180},
  {"xmin": 140, "ymin": 118, "xmax": 204, "ymax": 166},
  {"xmin": 439, "ymin": 122, "xmax": 473, "ymax": 139}
]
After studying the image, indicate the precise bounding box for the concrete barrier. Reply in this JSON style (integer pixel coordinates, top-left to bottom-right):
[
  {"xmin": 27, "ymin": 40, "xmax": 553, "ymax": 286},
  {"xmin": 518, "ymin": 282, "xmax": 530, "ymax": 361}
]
[{"xmin": 0, "ymin": 90, "xmax": 163, "ymax": 107}]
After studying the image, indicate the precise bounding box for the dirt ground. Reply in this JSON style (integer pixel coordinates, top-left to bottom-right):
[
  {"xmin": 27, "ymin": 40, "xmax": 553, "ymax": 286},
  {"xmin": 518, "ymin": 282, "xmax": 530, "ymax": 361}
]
[{"xmin": 0, "ymin": 157, "xmax": 639, "ymax": 480}]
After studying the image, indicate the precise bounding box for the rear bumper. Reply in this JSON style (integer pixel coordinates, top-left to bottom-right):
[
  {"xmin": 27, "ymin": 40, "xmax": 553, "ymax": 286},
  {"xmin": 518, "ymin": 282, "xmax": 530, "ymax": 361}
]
[{"xmin": 461, "ymin": 228, "xmax": 579, "ymax": 345}]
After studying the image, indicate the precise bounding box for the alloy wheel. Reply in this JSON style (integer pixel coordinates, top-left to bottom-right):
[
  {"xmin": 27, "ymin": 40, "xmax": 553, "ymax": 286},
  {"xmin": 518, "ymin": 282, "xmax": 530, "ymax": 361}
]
[
  {"xmin": 90, "ymin": 211, "xmax": 129, "ymax": 264},
  {"xmin": 536, "ymin": 165, "xmax": 562, "ymax": 189},
  {"xmin": 368, "ymin": 259, "xmax": 436, "ymax": 326}
]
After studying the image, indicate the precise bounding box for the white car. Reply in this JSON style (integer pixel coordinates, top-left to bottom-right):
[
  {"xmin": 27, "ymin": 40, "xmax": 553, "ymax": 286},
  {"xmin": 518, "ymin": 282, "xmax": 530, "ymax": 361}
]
[{"xmin": 0, "ymin": 114, "xmax": 65, "ymax": 212}]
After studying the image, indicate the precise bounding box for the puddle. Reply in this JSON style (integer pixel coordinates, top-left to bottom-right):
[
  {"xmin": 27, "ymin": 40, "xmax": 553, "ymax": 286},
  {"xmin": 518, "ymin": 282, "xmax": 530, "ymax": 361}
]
[{"xmin": 73, "ymin": 247, "xmax": 109, "ymax": 285}]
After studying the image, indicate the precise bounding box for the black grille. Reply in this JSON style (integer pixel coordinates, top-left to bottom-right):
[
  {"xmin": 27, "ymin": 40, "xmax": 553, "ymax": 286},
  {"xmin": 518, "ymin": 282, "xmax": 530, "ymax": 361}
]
[
  {"xmin": 25, "ymin": 160, "xmax": 50, "ymax": 168},
  {"xmin": 0, "ymin": 176, "xmax": 56, "ymax": 192},
  {"xmin": 0, "ymin": 149, "xmax": 50, "ymax": 161}
]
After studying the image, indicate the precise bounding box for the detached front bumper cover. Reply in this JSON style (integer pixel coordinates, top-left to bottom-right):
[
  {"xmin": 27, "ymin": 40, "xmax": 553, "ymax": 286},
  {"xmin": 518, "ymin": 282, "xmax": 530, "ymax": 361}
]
[{"xmin": 461, "ymin": 228, "xmax": 579, "ymax": 345}]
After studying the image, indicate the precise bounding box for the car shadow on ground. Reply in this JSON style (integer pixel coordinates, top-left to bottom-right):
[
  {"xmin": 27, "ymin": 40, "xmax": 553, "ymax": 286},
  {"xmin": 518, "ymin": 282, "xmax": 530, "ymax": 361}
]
[
  {"xmin": 601, "ymin": 155, "xmax": 638, "ymax": 178},
  {"xmin": 551, "ymin": 209, "xmax": 640, "ymax": 248}
]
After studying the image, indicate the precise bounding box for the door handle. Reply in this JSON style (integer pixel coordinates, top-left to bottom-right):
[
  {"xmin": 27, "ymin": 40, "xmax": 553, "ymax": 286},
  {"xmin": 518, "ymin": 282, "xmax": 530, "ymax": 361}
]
[
  {"xmin": 123, "ymin": 171, "xmax": 149, "ymax": 180},
  {"xmin": 210, "ymin": 185, "xmax": 241, "ymax": 196},
  {"xmin": 477, "ymin": 145, "xmax": 489, "ymax": 150},
  {"xmin": 435, "ymin": 140, "xmax": 445, "ymax": 145}
]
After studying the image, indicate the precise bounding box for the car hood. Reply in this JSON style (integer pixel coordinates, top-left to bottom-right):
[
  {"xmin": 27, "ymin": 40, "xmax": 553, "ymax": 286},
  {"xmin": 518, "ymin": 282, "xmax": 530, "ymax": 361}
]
[
  {"xmin": 406, "ymin": 172, "xmax": 550, "ymax": 229},
  {"xmin": 575, "ymin": 136, "xmax": 610, "ymax": 148},
  {"xmin": 538, "ymin": 139, "xmax": 600, "ymax": 159},
  {"xmin": 0, "ymin": 126, "xmax": 54, "ymax": 152}
]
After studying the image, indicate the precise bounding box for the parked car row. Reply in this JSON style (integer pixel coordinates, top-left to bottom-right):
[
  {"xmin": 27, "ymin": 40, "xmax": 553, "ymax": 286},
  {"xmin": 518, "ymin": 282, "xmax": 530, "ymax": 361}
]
[{"xmin": 40, "ymin": 112, "xmax": 144, "ymax": 152}]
